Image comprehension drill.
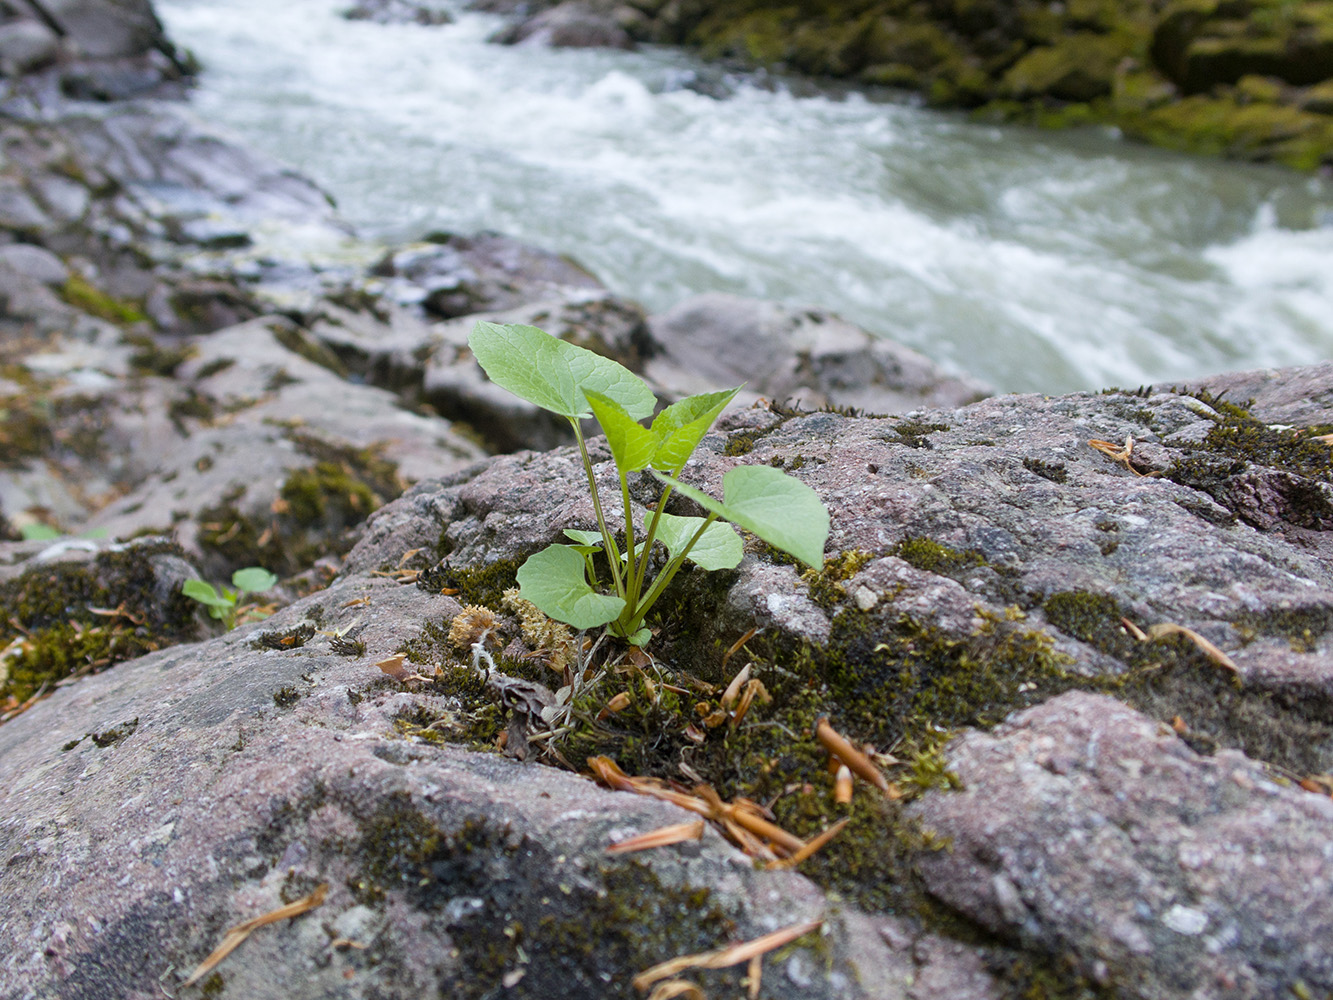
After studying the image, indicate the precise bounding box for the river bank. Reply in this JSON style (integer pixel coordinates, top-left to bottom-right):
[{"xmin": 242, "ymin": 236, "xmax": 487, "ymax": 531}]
[
  {"xmin": 511, "ymin": 0, "xmax": 1333, "ymax": 169},
  {"xmin": 3, "ymin": 3, "xmax": 1333, "ymax": 999}
]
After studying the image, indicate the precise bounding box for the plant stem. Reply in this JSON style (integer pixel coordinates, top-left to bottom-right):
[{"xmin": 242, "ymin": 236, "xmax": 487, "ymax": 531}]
[
  {"xmin": 619, "ymin": 471, "xmax": 639, "ymax": 612},
  {"xmin": 573, "ymin": 420, "xmax": 624, "ymax": 596},
  {"xmin": 631, "ymin": 483, "xmax": 673, "ymax": 600},
  {"xmin": 625, "ymin": 513, "xmax": 717, "ymax": 634}
]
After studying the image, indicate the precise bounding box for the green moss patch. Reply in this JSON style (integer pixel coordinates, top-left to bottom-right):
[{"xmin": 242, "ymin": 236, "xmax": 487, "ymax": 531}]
[
  {"xmin": 60, "ymin": 273, "xmax": 148, "ymax": 326},
  {"xmin": 0, "ymin": 542, "xmax": 199, "ymax": 707}
]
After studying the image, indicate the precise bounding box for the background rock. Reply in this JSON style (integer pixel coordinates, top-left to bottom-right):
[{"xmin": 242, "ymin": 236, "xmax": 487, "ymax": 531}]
[{"xmin": 644, "ymin": 292, "xmax": 993, "ymax": 413}]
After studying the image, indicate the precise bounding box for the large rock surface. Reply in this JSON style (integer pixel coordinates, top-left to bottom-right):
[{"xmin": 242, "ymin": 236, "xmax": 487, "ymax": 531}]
[{"xmin": 6, "ymin": 362, "xmax": 1333, "ymax": 999}]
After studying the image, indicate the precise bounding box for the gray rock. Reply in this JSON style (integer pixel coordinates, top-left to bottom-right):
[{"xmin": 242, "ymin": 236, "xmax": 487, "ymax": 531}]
[
  {"xmin": 370, "ymin": 232, "xmax": 604, "ymax": 319},
  {"xmin": 75, "ymin": 316, "xmax": 488, "ymax": 575},
  {"xmin": 645, "ymin": 292, "xmax": 993, "ymax": 414},
  {"xmin": 44, "ymin": 0, "xmax": 165, "ymax": 60},
  {"xmin": 0, "ymin": 242, "xmax": 68, "ymax": 285},
  {"xmin": 342, "ymin": 0, "xmax": 453, "ymax": 25},
  {"xmin": 0, "ymin": 18, "xmax": 59, "ymax": 76},
  {"xmin": 908, "ymin": 691, "xmax": 1333, "ymax": 1000},
  {"xmin": 0, "ymin": 568, "xmax": 973, "ymax": 1000},
  {"xmin": 491, "ymin": 0, "xmax": 635, "ymax": 49}
]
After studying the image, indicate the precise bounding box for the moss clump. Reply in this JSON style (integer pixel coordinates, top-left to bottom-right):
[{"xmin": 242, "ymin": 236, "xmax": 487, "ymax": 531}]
[
  {"xmin": 125, "ymin": 335, "xmax": 196, "ymax": 376},
  {"xmin": 888, "ymin": 420, "xmax": 951, "ymax": 449},
  {"xmin": 0, "ymin": 542, "xmax": 198, "ymax": 705},
  {"xmin": 280, "ymin": 462, "xmax": 378, "ymax": 529},
  {"xmin": 60, "ymin": 273, "xmax": 147, "ymax": 325},
  {"xmin": 1043, "ymin": 589, "xmax": 1333, "ymax": 776},
  {"xmin": 271, "ymin": 324, "xmax": 349, "ymax": 378},
  {"xmin": 1161, "ymin": 390, "xmax": 1333, "ymax": 530},
  {"xmin": 802, "ymin": 548, "xmax": 874, "ymax": 608},
  {"xmin": 352, "ymin": 793, "xmax": 742, "ymax": 999},
  {"xmin": 417, "ymin": 558, "xmax": 523, "ymax": 610},
  {"xmin": 892, "ymin": 536, "xmax": 987, "ymax": 576},
  {"xmin": 1023, "ymin": 457, "xmax": 1069, "ymax": 483},
  {"xmin": 722, "ymin": 433, "xmax": 756, "ymax": 456},
  {"xmin": 197, "ymin": 439, "xmax": 403, "ymax": 576},
  {"xmin": 0, "ymin": 394, "xmax": 53, "ymax": 467}
]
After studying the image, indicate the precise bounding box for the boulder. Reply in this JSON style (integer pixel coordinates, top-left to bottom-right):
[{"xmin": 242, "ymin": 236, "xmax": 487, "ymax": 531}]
[
  {"xmin": 7, "ymin": 361, "xmax": 1333, "ymax": 998},
  {"xmin": 909, "ymin": 691, "xmax": 1333, "ymax": 1000},
  {"xmin": 491, "ymin": 1, "xmax": 636, "ymax": 49},
  {"xmin": 39, "ymin": 0, "xmax": 164, "ymax": 60},
  {"xmin": 0, "ymin": 555, "xmax": 992, "ymax": 1000},
  {"xmin": 342, "ymin": 0, "xmax": 454, "ymax": 26},
  {"xmin": 0, "ymin": 18, "xmax": 59, "ymax": 76},
  {"xmin": 643, "ymin": 292, "xmax": 993, "ymax": 414},
  {"xmin": 369, "ymin": 233, "xmax": 604, "ymax": 320}
]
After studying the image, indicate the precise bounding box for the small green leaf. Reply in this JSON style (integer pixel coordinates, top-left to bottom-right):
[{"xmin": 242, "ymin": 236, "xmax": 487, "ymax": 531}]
[
  {"xmin": 650, "ymin": 387, "xmax": 742, "ymax": 473},
  {"xmin": 469, "ymin": 321, "xmax": 655, "ymax": 421},
  {"xmin": 183, "ymin": 579, "xmax": 232, "ymax": 609},
  {"xmin": 20, "ymin": 524, "xmax": 61, "ymax": 541},
  {"xmin": 516, "ymin": 544, "xmax": 626, "ymax": 630},
  {"xmin": 627, "ymin": 627, "xmax": 652, "ymax": 646},
  {"xmin": 654, "ymin": 513, "xmax": 743, "ymax": 570},
  {"xmin": 231, "ymin": 567, "xmax": 278, "ymax": 594},
  {"xmin": 586, "ymin": 390, "xmax": 657, "ymax": 472},
  {"xmin": 563, "ymin": 528, "xmax": 604, "ymax": 546},
  {"xmin": 652, "ymin": 466, "xmax": 829, "ymax": 568}
]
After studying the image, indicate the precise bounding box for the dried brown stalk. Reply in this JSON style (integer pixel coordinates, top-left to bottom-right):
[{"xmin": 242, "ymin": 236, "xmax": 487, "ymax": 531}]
[
  {"xmin": 815, "ymin": 717, "xmax": 889, "ymax": 793},
  {"xmin": 632, "ymin": 918, "xmax": 824, "ymax": 992},
  {"xmin": 607, "ymin": 820, "xmax": 705, "ymax": 855},
  {"xmin": 182, "ymin": 884, "xmax": 328, "ymax": 987}
]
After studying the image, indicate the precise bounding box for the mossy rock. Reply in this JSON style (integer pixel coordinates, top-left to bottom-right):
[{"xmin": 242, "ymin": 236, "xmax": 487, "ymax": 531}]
[
  {"xmin": 59, "ymin": 273, "xmax": 148, "ymax": 326},
  {"xmin": 1001, "ymin": 32, "xmax": 1134, "ymax": 101},
  {"xmin": 1298, "ymin": 76, "xmax": 1333, "ymax": 111},
  {"xmin": 1121, "ymin": 92, "xmax": 1333, "ymax": 166},
  {"xmin": 0, "ymin": 541, "xmax": 199, "ymax": 705}
]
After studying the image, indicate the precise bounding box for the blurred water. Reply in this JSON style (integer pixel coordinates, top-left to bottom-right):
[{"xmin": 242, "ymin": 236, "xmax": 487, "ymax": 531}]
[{"xmin": 158, "ymin": 0, "xmax": 1333, "ymax": 393}]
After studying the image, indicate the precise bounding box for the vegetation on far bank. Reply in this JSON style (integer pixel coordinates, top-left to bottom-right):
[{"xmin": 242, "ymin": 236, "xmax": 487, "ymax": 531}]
[{"xmin": 628, "ymin": 0, "xmax": 1333, "ymax": 169}]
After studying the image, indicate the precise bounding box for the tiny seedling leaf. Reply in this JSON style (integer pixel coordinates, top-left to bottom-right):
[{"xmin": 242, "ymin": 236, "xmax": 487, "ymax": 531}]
[
  {"xmin": 650, "ymin": 387, "xmax": 742, "ymax": 473},
  {"xmin": 586, "ymin": 390, "xmax": 657, "ymax": 472},
  {"xmin": 469, "ymin": 322, "xmax": 655, "ymax": 421},
  {"xmin": 231, "ymin": 567, "xmax": 278, "ymax": 594},
  {"xmin": 655, "ymin": 513, "xmax": 743, "ymax": 571},
  {"xmin": 652, "ymin": 466, "xmax": 829, "ymax": 568},
  {"xmin": 182, "ymin": 579, "xmax": 232, "ymax": 609},
  {"xmin": 517, "ymin": 544, "xmax": 626, "ymax": 630}
]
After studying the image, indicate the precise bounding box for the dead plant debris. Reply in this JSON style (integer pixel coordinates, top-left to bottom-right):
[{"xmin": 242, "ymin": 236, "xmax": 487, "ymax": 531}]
[{"xmin": 182, "ymin": 883, "xmax": 328, "ymax": 988}]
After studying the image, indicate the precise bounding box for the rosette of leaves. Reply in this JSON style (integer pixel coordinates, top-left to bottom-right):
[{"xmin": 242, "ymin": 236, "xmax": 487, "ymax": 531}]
[{"xmin": 469, "ymin": 321, "xmax": 829, "ymax": 645}]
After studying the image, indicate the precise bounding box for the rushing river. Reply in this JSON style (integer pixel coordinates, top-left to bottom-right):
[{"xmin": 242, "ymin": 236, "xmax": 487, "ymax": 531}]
[{"xmin": 157, "ymin": 0, "xmax": 1333, "ymax": 394}]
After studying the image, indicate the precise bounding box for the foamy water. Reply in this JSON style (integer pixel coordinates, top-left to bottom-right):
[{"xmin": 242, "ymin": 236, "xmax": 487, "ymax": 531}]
[{"xmin": 158, "ymin": 0, "xmax": 1333, "ymax": 392}]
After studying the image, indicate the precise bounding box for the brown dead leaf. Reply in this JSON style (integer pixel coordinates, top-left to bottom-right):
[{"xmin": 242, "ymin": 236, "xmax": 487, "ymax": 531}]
[
  {"xmin": 376, "ymin": 654, "xmax": 409, "ymax": 681},
  {"xmin": 183, "ymin": 884, "xmax": 328, "ymax": 987}
]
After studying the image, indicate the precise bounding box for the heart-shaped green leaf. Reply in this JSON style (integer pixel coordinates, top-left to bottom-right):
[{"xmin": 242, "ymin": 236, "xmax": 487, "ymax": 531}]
[
  {"xmin": 470, "ymin": 321, "xmax": 655, "ymax": 421},
  {"xmin": 650, "ymin": 387, "xmax": 741, "ymax": 473},
  {"xmin": 652, "ymin": 466, "xmax": 829, "ymax": 568},
  {"xmin": 231, "ymin": 567, "xmax": 278, "ymax": 594},
  {"xmin": 516, "ymin": 543, "xmax": 626, "ymax": 630},
  {"xmin": 182, "ymin": 579, "xmax": 231, "ymax": 609},
  {"xmin": 586, "ymin": 389, "xmax": 657, "ymax": 473},
  {"xmin": 654, "ymin": 512, "xmax": 743, "ymax": 570}
]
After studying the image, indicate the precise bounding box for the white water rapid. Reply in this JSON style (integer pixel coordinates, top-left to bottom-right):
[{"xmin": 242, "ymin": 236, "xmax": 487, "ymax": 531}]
[{"xmin": 158, "ymin": 0, "xmax": 1333, "ymax": 394}]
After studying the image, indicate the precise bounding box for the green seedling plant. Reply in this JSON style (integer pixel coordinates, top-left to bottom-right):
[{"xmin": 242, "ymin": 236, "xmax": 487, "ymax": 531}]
[
  {"xmin": 469, "ymin": 321, "xmax": 830, "ymax": 645},
  {"xmin": 183, "ymin": 567, "xmax": 278, "ymax": 629}
]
